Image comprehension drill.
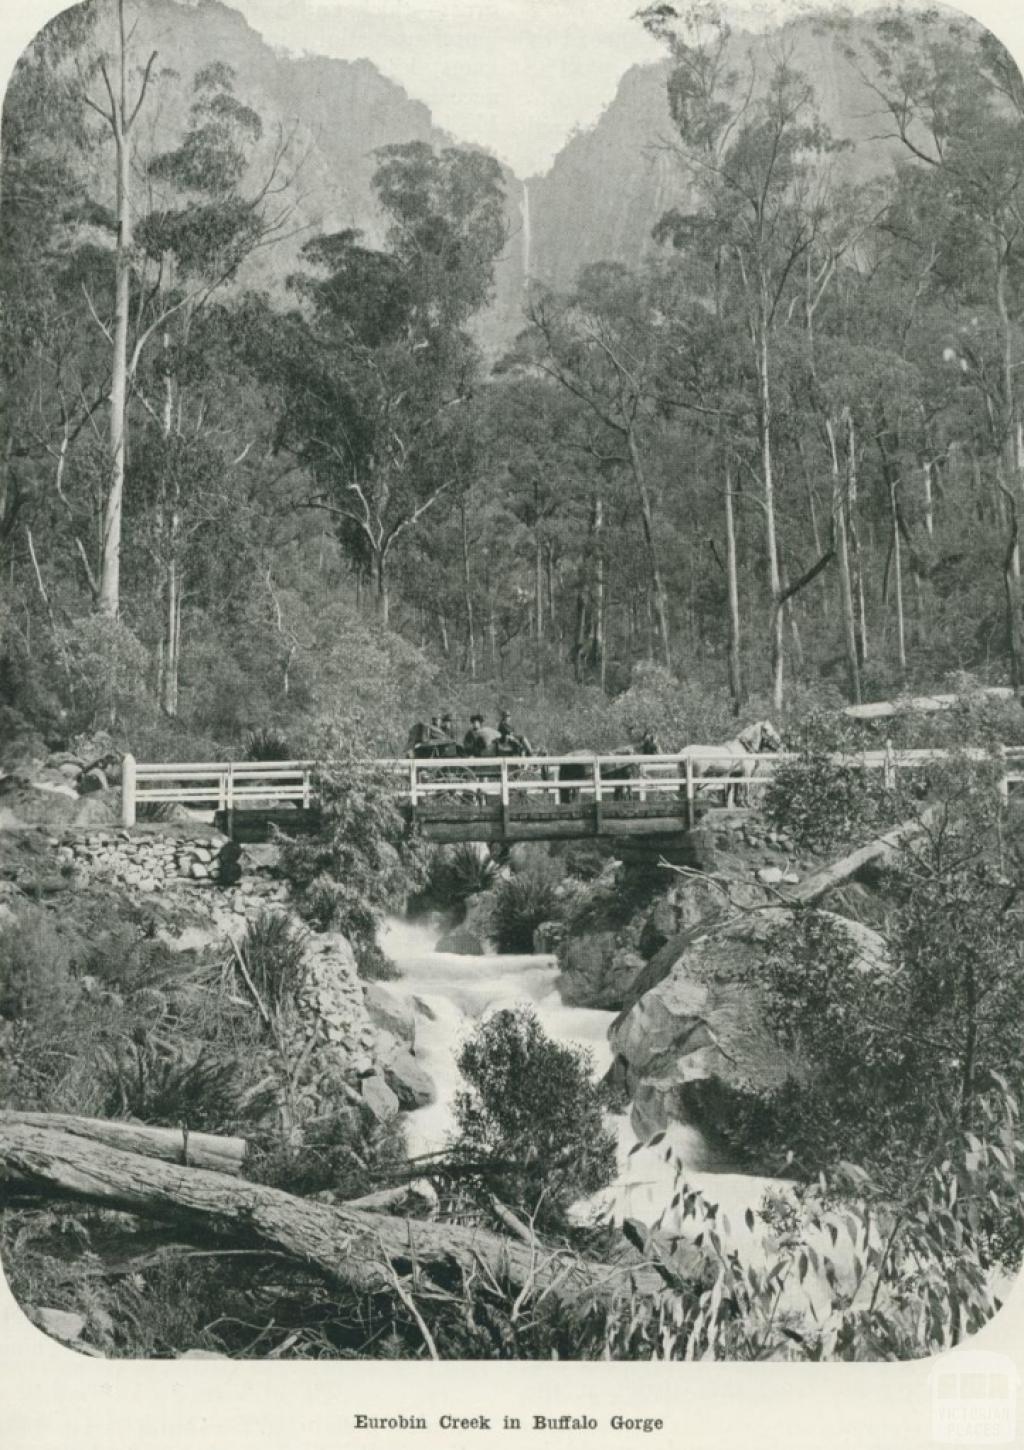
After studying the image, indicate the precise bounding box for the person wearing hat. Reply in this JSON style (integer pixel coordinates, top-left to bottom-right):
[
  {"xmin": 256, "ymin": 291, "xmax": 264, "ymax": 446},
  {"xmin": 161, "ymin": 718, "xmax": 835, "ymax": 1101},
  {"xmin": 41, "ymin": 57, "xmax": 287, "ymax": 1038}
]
[
  {"xmin": 496, "ymin": 715, "xmax": 532, "ymax": 757},
  {"xmin": 440, "ymin": 712, "xmax": 455, "ymax": 739},
  {"xmin": 464, "ymin": 712, "xmax": 498, "ymax": 756}
]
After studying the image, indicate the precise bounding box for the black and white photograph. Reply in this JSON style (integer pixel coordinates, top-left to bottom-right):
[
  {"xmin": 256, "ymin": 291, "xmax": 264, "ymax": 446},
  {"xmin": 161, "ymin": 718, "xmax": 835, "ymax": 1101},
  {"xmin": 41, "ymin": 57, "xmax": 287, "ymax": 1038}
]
[{"xmin": 2, "ymin": 0, "xmax": 1024, "ymax": 1399}]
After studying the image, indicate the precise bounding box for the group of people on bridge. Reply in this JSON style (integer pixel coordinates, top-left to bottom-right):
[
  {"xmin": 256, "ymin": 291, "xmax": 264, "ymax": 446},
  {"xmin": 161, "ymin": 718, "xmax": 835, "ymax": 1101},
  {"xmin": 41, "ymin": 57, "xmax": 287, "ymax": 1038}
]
[{"xmin": 407, "ymin": 711, "xmax": 534, "ymax": 760}]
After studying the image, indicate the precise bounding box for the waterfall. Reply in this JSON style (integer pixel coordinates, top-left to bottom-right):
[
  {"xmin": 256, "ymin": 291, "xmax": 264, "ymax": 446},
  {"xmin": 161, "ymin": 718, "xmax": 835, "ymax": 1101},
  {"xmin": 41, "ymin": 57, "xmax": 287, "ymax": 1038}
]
[
  {"xmin": 378, "ymin": 918, "xmax": 775, "ymax": 1228},
  {"xmin": 521, "ymin": 179, "xmax": 531, "ymax": 287}
]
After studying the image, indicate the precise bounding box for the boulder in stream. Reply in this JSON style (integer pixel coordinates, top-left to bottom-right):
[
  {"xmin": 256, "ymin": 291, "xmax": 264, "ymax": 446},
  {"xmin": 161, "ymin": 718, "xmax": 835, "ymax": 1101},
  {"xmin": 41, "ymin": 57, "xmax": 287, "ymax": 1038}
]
[{"xmin": 435, "ymin": 925, "xmax": 485, "ymax": 955}]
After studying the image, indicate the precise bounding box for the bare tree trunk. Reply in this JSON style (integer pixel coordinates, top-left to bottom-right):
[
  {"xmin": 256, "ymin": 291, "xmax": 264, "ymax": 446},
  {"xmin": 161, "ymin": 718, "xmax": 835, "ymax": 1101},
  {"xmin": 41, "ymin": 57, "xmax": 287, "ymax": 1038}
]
[
  {"xmin": 724, "ymin": 459, "xmax": 743, "ymax": 714},
  {"xmin": 534, "ymin": 504, "xmax": 543, "ymax": 685},
  {"xmin": 845, "ymin": 407, "xmax": 868, "ymax": 666},
  {"xmin": 593, "ymin": 495, "xmax": 605, "ymax": 689},
  {"xmin": 757, "ymin": 308, "xmax": 784, "ymax": 712},
  {"xmin": 0, "ymin": 1123, "xmax": 675, "ymax": 1307},
  {"xmin": 827, "ymin": 417, "xmax": 861, "ymax": 704},
  {"xmin": 890, "ymin": 476, "xmax": 907, "ymax": 680},
  {"xmin": 625, "ymin": 427, "xmax": 671, "ymax": 669},
  {"xmin": 97, "ymin": 6, "xmax": 133, "ymax": 619},
  {"xmin": 546, "ymin": 544, "xmax": 558, "ymax": 643},
  {"xmin": 922, "ymin": 458, "xmax": 935, "ymax": 538},
  {"xmin": 372, "ymin": 550, "xmax": 390, "ymax": 626},
  {"xmin": 460, "ymin": 502, "xmax": 476, "ymax": 680}
]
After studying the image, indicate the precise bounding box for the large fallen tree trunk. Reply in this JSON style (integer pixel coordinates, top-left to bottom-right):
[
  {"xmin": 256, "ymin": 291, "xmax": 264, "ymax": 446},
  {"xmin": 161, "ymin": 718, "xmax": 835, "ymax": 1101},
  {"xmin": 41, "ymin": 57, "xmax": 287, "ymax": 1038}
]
[
  {"xmin": 0, "ymin": 1113, "xmax": 247, "ymax": 1176},
  {"xmin": 784, "ymin": 803, "xmax": 941, "ymax": 906},
  {"xmin": 623, "ymin": 807, "xmax": 940, "ymax": 1015},
  {"xmin": 0, "ymin": 1124, "xmax": 677, "ymax": 1306},
  {"xmin": 842, "ymin": 688, "xmax": 1014, "ymax": 720}
]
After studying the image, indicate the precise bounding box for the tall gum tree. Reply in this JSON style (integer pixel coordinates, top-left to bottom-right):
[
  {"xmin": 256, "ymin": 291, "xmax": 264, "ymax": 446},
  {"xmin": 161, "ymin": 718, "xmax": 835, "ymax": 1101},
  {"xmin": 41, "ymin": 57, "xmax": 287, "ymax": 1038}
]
[
  {"xmin": 841, "ymin": 9, "xmax": 1024, "ymax": 683},
  {"xmin": 641, "ymin": 1, "xmax": 842, "ymax": 709},
  {"xmin": 516, "ymin": 263, "xmax": 675, "ymax": 669}
]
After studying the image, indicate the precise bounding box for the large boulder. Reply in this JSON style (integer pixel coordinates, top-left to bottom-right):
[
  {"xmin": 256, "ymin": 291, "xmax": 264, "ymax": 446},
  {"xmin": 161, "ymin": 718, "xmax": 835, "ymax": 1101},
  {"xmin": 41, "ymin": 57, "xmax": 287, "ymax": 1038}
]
[
  {"xmin": 381, "ymin": 1047, "xmax": 436, "ymax": 1111},
  {"xmin": 362, "ymin": 981, "xmax": 416, "ymax": 1047},
  {"xmin": 608, "ymin": 909, "xmax": 890, "ymax": 1147},
  {"xmin": 359, "ymin": 1073, "xmax": 400, "ymax": 1123},
  {"xmin": 557, "ymin": 928, "xmax": 646, "ymax": 1010},
  {"xmin": 0, "ymin": 780, "xmax": 79, "ymax": 826},
  {"xmin": 435, "ymin": 925, "xmax": 485, "ymax": 955},
  {"xmin": 71, "ymin": 792, "xmax": 119, "ymax": 826}
]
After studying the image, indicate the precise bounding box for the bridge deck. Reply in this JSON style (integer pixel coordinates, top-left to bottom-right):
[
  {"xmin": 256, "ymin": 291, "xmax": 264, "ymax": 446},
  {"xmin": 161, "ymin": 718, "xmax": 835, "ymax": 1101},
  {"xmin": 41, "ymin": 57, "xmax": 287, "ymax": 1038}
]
[{"xmin": 120, "ymin": 745, "xmax": 1024, "ymax": 842}]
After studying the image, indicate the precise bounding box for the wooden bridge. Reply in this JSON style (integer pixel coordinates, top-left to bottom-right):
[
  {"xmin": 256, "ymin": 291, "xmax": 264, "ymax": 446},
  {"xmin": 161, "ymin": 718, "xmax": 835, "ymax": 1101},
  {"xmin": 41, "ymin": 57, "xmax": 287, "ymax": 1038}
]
[{"xmin": 120, "ymin": 746, "xmax": 1024, "ymax": 844}]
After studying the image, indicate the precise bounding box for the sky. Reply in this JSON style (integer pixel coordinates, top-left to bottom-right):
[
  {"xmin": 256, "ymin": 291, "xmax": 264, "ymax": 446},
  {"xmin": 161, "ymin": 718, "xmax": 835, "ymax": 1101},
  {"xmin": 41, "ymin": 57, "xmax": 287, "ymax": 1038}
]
[{"xmin": 2, "ymin": 0, "xmax": 1024, "ymax": 175}]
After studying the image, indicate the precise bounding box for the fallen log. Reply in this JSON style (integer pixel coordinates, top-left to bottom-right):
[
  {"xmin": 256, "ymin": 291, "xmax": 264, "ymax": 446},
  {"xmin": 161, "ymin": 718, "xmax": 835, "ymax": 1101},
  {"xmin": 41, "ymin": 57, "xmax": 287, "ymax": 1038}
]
[
  {"xmin": 0, "ymin": 1124, "xmax": 682, "ymax": 1307},
  {"xmin": 622, "ymin": 807, "xmax": 939, "ymax": 1015},
  {"xmin": 0, "ymin": 1112, "xmax": 247, "ymax": 1176}
]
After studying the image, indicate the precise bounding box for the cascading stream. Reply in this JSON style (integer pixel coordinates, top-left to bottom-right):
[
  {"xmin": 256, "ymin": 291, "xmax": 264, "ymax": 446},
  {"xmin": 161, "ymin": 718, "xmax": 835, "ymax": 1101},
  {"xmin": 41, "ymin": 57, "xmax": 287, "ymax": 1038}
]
[{"xmin": 379, "ymin": 919, "xmax": 781, "ymax": 1232}]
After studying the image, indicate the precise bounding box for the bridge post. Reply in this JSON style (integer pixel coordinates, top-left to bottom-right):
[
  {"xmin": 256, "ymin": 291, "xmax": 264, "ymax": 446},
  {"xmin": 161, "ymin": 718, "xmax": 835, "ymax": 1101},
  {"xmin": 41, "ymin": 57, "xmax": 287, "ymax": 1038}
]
[
  {"xmin": 225, "ymin": 761, "xmax": 235, "ymax": 839},
  {"xmin": 499, "ymin": 760, "xmax": 510, "ymax": 839},
  {"xmin": 883, "ymin": 738, "xmax": 896, "ymax": 792},
  {"xmin": 121, "ymin": 753, "xmax": 137, "ymax": 827},
  {"xmin": 684, "ymin": 753, "xmax": 694, "ymax": 831},
  {"xmin": 592, "ymin": 758, "xmax": 603, "ymax": 835}
]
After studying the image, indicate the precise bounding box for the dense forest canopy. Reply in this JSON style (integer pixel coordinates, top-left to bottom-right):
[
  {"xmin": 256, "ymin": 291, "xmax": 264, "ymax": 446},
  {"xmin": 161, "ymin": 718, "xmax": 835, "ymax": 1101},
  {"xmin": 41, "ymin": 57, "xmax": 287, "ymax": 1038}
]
[{"xmin": 3, "ymin": 0, "xmax": 1024, "ymax": 758}]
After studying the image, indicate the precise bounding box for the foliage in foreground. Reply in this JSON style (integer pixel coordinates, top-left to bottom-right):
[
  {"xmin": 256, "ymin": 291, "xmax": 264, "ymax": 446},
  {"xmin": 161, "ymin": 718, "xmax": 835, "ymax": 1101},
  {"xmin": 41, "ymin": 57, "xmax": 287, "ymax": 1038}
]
[
  {"xmin": 451, "ymin": 1005, "xmax": 617, "ymax": 1229},
  {"xmin": 747, "ymin": 768, "xmax": 1024, "ymax": 1215},
  {"xmin": 608, "ymin": 1084, "xmax": 1021, "ymax": 1361}
]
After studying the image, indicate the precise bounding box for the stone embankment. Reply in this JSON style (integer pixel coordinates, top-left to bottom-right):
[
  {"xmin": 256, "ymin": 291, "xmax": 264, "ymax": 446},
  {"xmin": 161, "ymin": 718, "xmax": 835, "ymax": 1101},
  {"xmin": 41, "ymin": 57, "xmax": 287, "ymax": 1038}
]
[
  {"xmin": 1, "ymin": 820, "xmax": 438, "ymax": 1128},
  {"xmin": 44, "ymin": 824, "xmax": 296, "ymax": 920}
]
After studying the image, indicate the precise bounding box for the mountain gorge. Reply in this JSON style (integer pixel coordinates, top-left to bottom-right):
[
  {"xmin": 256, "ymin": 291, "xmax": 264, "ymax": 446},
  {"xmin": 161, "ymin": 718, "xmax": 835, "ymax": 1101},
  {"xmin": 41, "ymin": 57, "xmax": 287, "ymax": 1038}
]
[{"xmin": 53, "ymin": 0, "xmax": 912, "ymax": 349}]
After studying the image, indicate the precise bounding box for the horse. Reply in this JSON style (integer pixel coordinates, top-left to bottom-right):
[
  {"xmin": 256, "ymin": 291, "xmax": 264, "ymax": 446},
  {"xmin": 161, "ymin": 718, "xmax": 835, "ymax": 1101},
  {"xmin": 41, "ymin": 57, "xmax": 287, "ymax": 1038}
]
[
  {"xmin": 681, "ymin": 719, "xmax": 783, "ymax": 807},
  {"xmin": 557, "ymin": 744, "xmax": 645, "ymax": 804}
]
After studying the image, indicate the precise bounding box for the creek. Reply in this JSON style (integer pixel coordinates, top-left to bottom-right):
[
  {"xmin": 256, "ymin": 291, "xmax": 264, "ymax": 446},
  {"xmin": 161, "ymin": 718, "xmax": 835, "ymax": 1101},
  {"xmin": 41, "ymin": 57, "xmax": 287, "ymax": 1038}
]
[{"xmin": 378, "ymin": 918, "xmax": 781, "ymax": 1234}]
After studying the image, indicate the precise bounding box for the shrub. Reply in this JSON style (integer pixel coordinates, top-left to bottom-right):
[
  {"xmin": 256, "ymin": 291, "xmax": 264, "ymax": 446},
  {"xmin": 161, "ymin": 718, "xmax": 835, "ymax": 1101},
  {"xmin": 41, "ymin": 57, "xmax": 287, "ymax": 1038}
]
[
  {"xmin": 487, "ymin": 873, "xmax": 561, "ymax": 953},
  {"xmin": 234, "ymin": 910, "xmax": 307, "ymax": 1015},
  {"xmin": 54, "ymin": 615, "xmax": 154, "ymax": 735},
  {"xmin": 279, "ymin": 734, "xmax": 427, "ymax": 961},
  {"xmin": 452, "ymin": 1004, "xmax": 617, "ymax": 1227},
  {"xmin": 97, "ymin": 1031, "xmax": 270, "ymax": 1133},
  {"xmin": 420, "ymin": 843, "xmax": 498, "ymax": 913},
  {"xmin": 245, "ymin": 727, "xmax": 292, "ymax": 761},
  {"xmin": 0, "ymin": 907, "xmax": 76, "ymax": 1024}
]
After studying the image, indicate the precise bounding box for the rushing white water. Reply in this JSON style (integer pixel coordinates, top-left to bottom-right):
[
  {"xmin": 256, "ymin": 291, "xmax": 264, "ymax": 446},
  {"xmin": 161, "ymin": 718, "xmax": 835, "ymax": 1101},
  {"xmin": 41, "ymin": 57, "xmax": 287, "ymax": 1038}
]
[
  {"xmin": 378, "ymin": 918, "xmax": 783, "ymax": 1235},
  {"xmin": 377, "ymin": 921, "xmax": 918, "ymax": 1324}
]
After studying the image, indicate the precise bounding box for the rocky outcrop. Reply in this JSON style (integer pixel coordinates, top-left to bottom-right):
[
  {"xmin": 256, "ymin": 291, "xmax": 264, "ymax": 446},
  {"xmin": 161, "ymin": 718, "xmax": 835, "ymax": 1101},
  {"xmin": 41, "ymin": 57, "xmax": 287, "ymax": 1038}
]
[
  {"xmin": 608, "ymin": 910, "xmax": 890, "ymax": 1145},
  {"xmin": 288, "ymin": 928, "xmax": 437, "ymax": 1118},
  {"xmin": 435, "ymin": 926, "xmax": 485, "ymax": 955},
  {"xmin": 362, "ymin": 981, "xmax": 416, "ymax": 1047}
]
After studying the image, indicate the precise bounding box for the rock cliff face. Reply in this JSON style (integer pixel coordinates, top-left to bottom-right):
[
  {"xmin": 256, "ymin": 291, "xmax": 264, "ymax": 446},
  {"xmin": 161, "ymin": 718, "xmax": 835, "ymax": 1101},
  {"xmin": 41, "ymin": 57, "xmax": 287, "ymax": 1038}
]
[
  {"xmin": 524, "ymin": 18, "xmax": 906, "ymax": 295},
  {"xmin": 20, "ymin": 1, "xmax": 930, "ymax": 355}
]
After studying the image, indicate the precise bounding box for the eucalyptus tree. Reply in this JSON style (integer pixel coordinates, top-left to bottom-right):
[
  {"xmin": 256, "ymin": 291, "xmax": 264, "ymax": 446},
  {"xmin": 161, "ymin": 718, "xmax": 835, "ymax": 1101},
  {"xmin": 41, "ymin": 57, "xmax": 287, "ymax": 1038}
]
[
  {"xmin": 842, "ymin": 8, "xmax": 1024, "ymax": 682},
  {"xmin": 517, "ymin": 262, "xmax": 678, "ymax": 668},
  {"xmin": 640, "ymin": 1, "xmax": 844, "ymax": 709},
  {"xmin": 277, "ymin": 143, "xmax": 506, "ymax": 625}
]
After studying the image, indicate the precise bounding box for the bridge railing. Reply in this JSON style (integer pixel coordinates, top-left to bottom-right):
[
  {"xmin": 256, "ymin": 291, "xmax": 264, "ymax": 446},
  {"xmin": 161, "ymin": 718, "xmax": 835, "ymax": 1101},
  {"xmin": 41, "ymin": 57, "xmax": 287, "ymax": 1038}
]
[{"xmin": 121, "ymin": 745, "xmax": 1024, "ymax": 827}]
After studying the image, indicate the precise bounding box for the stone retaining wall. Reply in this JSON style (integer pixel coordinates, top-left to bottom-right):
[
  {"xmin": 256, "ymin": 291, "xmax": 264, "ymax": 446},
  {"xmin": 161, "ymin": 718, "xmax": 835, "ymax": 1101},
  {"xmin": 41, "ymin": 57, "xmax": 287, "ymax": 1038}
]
[
  {"xmin": 52, "ymin": 828, "xmax": 232, "ymax": 892},
  {"xmin": 47, "ymin": 827, "xmax": 288, "ymax": 913}
]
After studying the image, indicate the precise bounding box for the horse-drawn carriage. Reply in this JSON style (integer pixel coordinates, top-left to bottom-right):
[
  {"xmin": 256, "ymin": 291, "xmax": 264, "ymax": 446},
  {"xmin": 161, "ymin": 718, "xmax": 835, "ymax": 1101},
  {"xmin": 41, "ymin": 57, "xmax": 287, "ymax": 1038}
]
[{"xmin": 555, "ymin": 720, "xmax": 783, "ymax": 808}]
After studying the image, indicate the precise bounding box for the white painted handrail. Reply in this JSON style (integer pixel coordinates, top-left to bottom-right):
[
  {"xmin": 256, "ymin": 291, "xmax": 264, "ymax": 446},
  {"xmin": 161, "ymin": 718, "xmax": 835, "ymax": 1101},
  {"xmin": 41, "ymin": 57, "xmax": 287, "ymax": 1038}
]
[{"xmin": 120, "ymin": 746, "xmax": 1018, "ymax": 827}]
